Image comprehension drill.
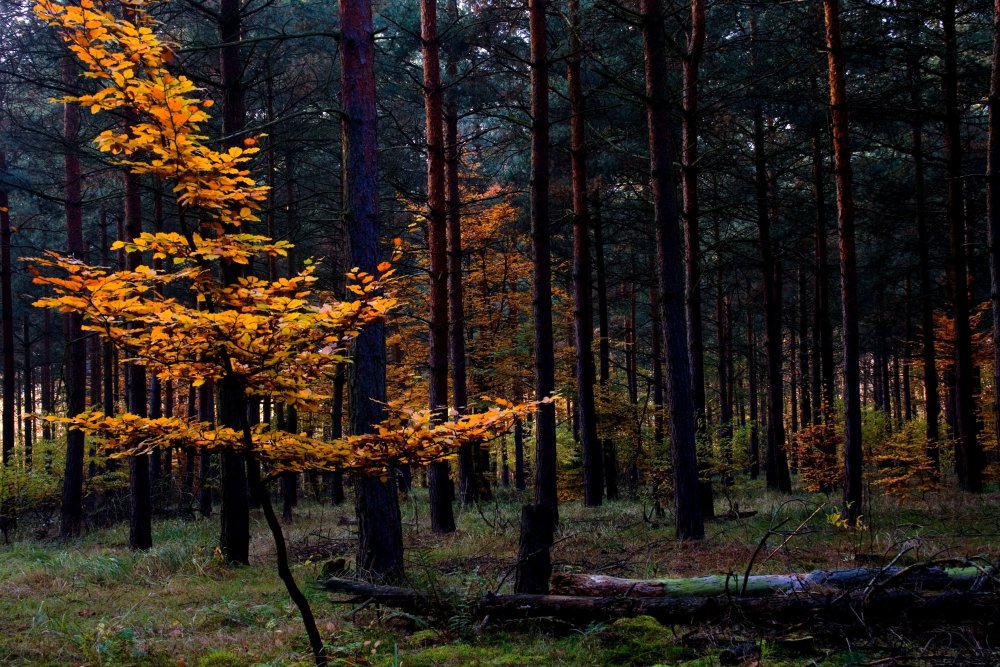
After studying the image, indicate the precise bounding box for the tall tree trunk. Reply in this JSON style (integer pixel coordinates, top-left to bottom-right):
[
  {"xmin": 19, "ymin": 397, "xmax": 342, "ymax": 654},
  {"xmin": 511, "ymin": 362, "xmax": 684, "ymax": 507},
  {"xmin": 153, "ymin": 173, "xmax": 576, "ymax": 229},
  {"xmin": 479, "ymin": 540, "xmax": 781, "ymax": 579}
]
[
  {"xmin": 988, "ymin": 0, "xmax": 1000, "ymax": 458},
  {"xmin": 641, "ymin": 0, "xmax": 703, "ymax": 540},
  {"xmin": 683, "ymin": 0, "xmax": 713, "ymax": 517},
  {"xmin": 909, "ymin": 53, "xmax": 940, "ymax": 466},
  {"xmin": 199, "ymin": 382, "xmax": 215, "ymax": 519},
  {"xmin": 329, "ymin": 363, "xmax": 346, "ymax": 505},
  {"xmin": 445, "ymin": 0, "xmax": 474, "ymax": 508},
  {"xmin": 529, "ymin": 0, "xmax": 558, "ymax": 516},
  {"xmin": 943, "ymin": 0, "xmax": 983, "ymax": 492},
  {"xmin": 0, "ymin": 147, "xmax": 13, "ymax": 466},
  {"xmin": 714, "ymin": 219, "xmax": 733, "ymax": 480},
  {"xmin": 216, "ymin": 0, "xmax": 251, "ymax": 563},
  {"xmin": 903, "ymin": 275, "xmax": 914, "ymax": 422},
  {"xmin": 514, "ymin": 417, "xmax": 526, "ymax": 491},
  {"xmin": 41, "ymin": 310, "xmax": 52, "ymax": 443},
  {"xmin": 124, "ymin": 171, "xmax": 151, "ymax": 550},
  {"xmin": 651, "ymin": 283, "xmax": 665, "ymax": 452},
  {"xmin": 750, "ymin": 56, "xmax": 790, "ymax": 493},
  {"xmin": 593, "ymin": 191, "xmax": 615, "ymax": 495},
  {"xmin": 798, "ymin": 269, "xmax": 812, "ymax": 428},
  {"xmin": 811, "ymin": 127, "xmax": 835, "ymax": 424},
  {"xmin": 824, "ymin": 0, "xmax": 864, "ymax": 524},
  {"xmin": 340, "ymin": 0, "xmax": 404, "ymax": 581},
  {"xmin": 568, "ymin": 0, "xmax": 602, "ymax": 507},
  {"xmin": 748, "ymin": 310, "xmax": 759, "ymax": 479},
  {"xmin": 22, "ymin": 317, "xmax": 32, "ymax": 465},
  {"xmin": 422, "ymin": 0, "xmax": 457, "ymax": 533},
  {"xmin": 60, "ymin": 57, "xmax": 87, "ymax": 538}
]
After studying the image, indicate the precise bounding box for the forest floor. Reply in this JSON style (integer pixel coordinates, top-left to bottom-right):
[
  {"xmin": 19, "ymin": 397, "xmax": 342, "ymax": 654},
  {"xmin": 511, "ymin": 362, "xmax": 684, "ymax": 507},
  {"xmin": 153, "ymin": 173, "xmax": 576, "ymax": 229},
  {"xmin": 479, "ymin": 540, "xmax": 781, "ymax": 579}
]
[{"xmin": 0, "ymin": 479, "xmax": 998, "ymax": 666}]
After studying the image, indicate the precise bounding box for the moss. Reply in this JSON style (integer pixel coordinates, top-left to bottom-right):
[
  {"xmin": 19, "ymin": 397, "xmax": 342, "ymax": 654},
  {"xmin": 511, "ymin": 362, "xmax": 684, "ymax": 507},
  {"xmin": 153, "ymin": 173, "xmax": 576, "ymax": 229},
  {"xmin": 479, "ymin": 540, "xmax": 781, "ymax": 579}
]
[
  {"xmin": 408, "ymin": 629, "xmax": 442, "ymax": 648},
  {"xmin": 402, "ymin": 642, "xmax": 552, "ymax": 666},
  {"xmin": 196, "ymin": 650, "xmax": 245, "ymax": 667},
  {"xmin": 594, "ymin": 616, "xmax": 686, "ymax": 666}
]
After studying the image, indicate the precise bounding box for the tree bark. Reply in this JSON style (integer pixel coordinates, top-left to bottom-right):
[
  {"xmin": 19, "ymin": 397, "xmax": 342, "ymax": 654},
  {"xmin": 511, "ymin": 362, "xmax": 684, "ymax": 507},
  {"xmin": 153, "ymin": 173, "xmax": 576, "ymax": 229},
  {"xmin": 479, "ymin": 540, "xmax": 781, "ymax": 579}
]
[
  {"xmin": 811, "ymin": 127, "xmax": 835, "ymax": 424},
  {"xmin": 943, "ymin": 0, "xmax": 983, "ymax": 492},
  {"xmin": 908, "ymin": 47, "xmax": 939, "ymax": 465},
  {"xmin": 340, "ymin": 0, "xmax": 404, "ymax": 581},
  {"xmin": 592, "ymin": 191, "xmax": 615, "ymax": 495},
  {"xmin": 124, "ymin": 170, "xmax": 151, "ymax": 550},
  {"xmin": 682, "ymin": 0, "xmax": 713, "ymax": 517},
  {"xmin": 989, "ymin": 0, "xmax": 1000, "ymax": 458},
  {"xmin": 514, "ymin": 503, "xmax": 554, "ymax": 594},
  {"xmin": 514, "ymin": 417, "xmax": 526, "ymax": 491},
  {"xmin": 747, "ymin": 311, "xmax": 759, "ymax": 479},
  {"xmin": 445, "ymin": 0, "xmax": 474, "ymax": 508},
  {"xmin": 641, "ymin": 0, "xmax": 703, "ymax": 540},
  {"xmin": 0, "ymin": 147, "xmax": 13, "ymax": 466},
  {"xmin": 214, "ymin": 0, "xmax": 251, "ymax": 563},
  {"xmin": 750, "ymin": 44, "xmax": 790, "ymax": 493},
  {"xmin": 798, "ymin": 269, "xmax": 812, "ymax": 429},
  {"xmin": 22, "ymin": 317, "xmax": 32, "ymax": 465},
  {"xmin": 550, "ymin": 567, "xmax": 983, "ymax": 598},
  {"xmin": 529, "ymin": 0, "xmax": 558, "ymax": 516},
  {"xmin": 567, "ymin": 0, "xmax": 602, "ymax": 508},
  {"xmin": 422, "ymin": 0, "xmax": 457, "ymax": 533},
  {"xmin": 823, "ymin": 0, "xmax": 864, "ymax": 524},
  {"xmin": 60, "ymin": 57, "xmax": 87, "ymax": 539}
]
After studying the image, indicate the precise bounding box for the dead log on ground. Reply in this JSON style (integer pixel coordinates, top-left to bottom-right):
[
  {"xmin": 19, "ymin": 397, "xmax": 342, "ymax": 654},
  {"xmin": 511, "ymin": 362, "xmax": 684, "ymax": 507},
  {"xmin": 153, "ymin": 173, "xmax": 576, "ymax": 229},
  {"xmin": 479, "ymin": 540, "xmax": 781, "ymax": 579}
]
[
  {"xmin": 550, "ymin": 566, "xmax": 984, "ymax": 598},
  {"xmin": 323, "ymin": 574, "xmax": 1000, "ymax": 627}
]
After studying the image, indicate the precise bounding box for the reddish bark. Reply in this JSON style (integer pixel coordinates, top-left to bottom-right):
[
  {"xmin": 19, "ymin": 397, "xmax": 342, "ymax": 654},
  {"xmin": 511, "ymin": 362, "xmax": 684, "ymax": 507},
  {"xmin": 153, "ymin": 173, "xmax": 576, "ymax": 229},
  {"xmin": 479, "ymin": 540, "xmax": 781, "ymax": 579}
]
[
  {"xmin": 823, "ymin": 0, "xmax": 864, "ymax": 523},
  {"xmin": 422, "ymin": 0, "xmax": 456, "ymax": 532}
]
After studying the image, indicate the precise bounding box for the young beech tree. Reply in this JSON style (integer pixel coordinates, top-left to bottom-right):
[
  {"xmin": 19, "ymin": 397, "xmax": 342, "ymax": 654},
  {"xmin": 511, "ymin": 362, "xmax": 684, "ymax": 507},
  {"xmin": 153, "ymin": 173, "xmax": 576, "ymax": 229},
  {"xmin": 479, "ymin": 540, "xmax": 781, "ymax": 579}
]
[{"xmin": 33, "ymin": 2, "xmax": 524, "ymax": 664}]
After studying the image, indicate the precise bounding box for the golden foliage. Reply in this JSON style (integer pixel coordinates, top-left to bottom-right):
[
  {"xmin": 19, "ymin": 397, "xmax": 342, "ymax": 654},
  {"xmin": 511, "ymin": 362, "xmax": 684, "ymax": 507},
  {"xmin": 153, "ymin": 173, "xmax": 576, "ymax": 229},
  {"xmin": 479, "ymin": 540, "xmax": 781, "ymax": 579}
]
[
  {"xmin": 872, "ymin": 421, "xmax": 942, "ymax": 500},
  {"xmin": 795, "ymin": 422, "xmax": 841, "ymax": 493},
  {"xmin": 32, "ymin": 0, "xmax": 524, "ymax": 475}
]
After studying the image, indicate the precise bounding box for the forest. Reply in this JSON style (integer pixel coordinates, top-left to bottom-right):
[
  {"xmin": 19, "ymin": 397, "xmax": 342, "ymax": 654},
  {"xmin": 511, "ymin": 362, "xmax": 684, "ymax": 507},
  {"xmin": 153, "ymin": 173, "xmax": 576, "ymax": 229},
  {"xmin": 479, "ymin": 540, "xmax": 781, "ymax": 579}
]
[{"xmin": 1, "ymin": 0, "xmax": 1000, "ymax": 664}]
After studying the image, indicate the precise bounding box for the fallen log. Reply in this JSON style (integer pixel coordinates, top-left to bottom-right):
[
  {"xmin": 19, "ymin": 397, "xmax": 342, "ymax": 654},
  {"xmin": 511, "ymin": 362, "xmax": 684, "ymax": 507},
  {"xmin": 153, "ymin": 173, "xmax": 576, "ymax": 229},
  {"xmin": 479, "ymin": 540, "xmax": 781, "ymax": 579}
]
[
  {"xmin": 323, "ymin": 576, "xmax": 1000, "ymax": 628},
  {"xmin": 478, "ymin": 589, "xmax": 1000, "ymax": 626},
  {"xmin": 550, "ymin": 566, "xmax": 984, "ymax": 598}
]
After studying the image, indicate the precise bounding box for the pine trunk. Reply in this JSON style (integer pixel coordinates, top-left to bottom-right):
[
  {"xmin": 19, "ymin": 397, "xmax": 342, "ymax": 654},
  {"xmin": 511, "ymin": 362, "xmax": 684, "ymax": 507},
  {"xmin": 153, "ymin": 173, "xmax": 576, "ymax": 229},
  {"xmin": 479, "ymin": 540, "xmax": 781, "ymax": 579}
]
[
  {"xmin": 529, "ymin": 0, "xmax": 558, "ymax": 515},
  {"xmin": 641, "ymin": 0, "xmax": 703, "ymax": 540},
  {"xmin": 943, "ymin": 0, "xmax": 983, "ymax": 492},
  {"xmin": 60, "ymin": 57, "xmax": 87, "ymax": 538},
  {"xmin": 568, "ymin": 0, "xmax": 602, "ymax": 508},
  {"xmin": 340, "ymin": 0, "xmax": 404, "ymax": 581},
  {"xmin": 824, "ymin": 0, "xmax": 864, "ymax": 524}
]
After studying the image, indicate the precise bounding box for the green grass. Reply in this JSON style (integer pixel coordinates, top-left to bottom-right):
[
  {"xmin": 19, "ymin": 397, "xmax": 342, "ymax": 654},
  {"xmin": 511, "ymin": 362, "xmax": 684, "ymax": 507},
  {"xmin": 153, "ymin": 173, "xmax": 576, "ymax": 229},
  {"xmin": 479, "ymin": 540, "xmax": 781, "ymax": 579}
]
[{"xmin": 0, "ymin": 479, "xmax": 996, "ymax": 665}]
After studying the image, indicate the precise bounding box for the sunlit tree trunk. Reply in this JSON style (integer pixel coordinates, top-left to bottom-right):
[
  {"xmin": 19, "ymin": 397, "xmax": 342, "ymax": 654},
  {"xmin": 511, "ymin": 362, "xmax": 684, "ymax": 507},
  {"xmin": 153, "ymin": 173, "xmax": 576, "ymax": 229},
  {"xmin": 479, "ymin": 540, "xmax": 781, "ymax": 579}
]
[
  {"xmin": 422, "ymin": 0, "xmax": 457, "ymax": 533},
  {"xmin": 824, "ymin": 0, "xmax": 864, "ymax": 524}
]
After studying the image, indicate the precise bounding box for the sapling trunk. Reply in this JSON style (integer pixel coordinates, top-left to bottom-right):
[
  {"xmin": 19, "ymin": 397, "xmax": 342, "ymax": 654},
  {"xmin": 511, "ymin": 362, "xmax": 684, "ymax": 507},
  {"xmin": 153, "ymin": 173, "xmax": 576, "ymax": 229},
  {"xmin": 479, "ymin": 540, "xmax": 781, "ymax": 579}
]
[{"xmin": 246, "ymin": 448, "xmax": 327, "ymax": 667}]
